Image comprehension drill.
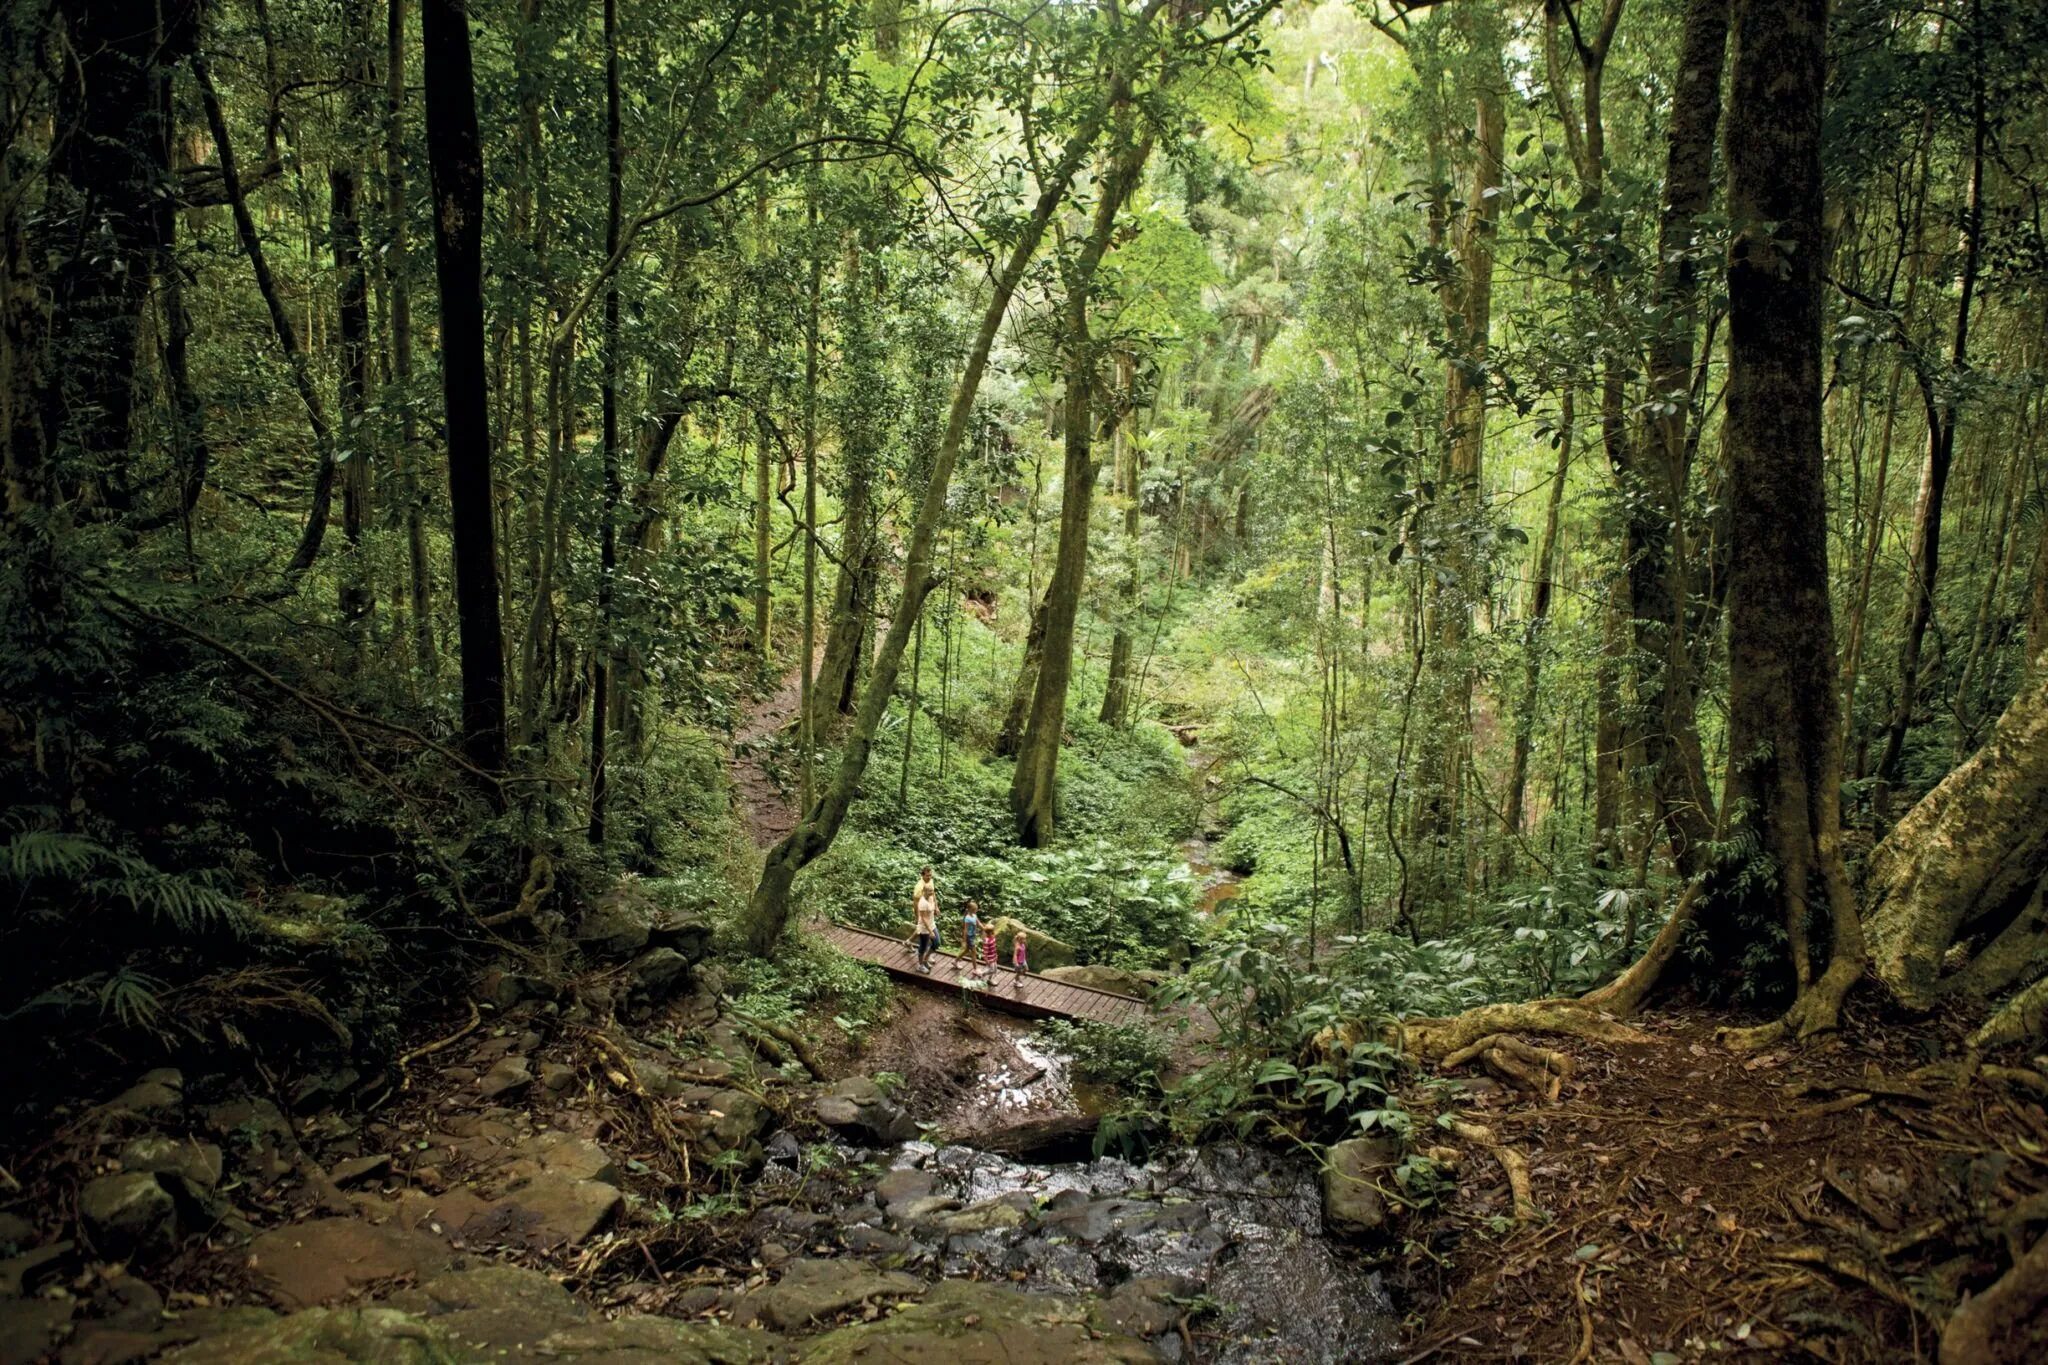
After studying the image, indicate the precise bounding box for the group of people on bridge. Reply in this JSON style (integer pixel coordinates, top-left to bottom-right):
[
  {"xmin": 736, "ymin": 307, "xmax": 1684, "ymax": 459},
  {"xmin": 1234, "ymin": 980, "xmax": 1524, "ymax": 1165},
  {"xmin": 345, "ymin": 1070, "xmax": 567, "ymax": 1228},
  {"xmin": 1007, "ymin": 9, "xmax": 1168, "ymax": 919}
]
[{"xmin": 911, "ymin": 866, "xmax": 1029, "ymax": 991}]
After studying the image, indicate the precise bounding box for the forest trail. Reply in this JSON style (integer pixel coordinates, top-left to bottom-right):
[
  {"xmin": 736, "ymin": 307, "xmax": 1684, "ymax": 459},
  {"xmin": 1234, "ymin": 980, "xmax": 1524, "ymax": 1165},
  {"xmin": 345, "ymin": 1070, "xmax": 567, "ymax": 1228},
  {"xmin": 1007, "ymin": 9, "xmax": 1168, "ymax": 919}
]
[{"xmin": 729, "ymin": 648, "xmax": 823, "ymax": 848}]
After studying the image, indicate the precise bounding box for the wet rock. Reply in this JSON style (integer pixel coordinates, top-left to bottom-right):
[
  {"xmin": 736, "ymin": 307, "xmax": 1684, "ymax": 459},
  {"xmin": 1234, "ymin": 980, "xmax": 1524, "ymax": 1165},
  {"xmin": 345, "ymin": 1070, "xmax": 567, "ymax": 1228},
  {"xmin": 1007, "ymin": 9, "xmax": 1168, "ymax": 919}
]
[
  {"xmin": 974, "ymin": 1114, "xmax": 1101, "ymax": 1164},
  {"xmin": 87, "ymin": 1273, "xmax": 165, "ymax": 1334},
  {"xmin": 764, "ymin": 1130, "xmax": 803, "ymax": 1167},
  {"xmin": 288, "ymin": 1068, "xmax": 362, "ymax": 1110},
  {"xmin": 844, "ymin": 1226, "xmax": 911, "ymax": 1257},
  {"xmin": 534, "ymin": 1314, "xmax": 775, "ymax": 1362},
  {"xmin": 0, "ymin": 1297, "xmax": 76, "ymax": 1365},
  {"xmin": 383, "ymin": 1264, "xmax": 587, "ymax": 1351},
  {"xmin": 106, "ymin": 1069, "xmax": 183, "ymax": 1119},
  {"xmin": 539, "ymin": 1062, "xmax": 577, "ymax": 1094},
  {"xmin": 470, "ymin": 1173, "xmax": 623, "ymax": 1248},
  {"xmin": 117, "ymin": 1138, "xmax": 222, "ymax": 1197},
  {"xmin": 812, "ymin": 1077, "xmax": 918, "ymax": 1145},
  {"xmin": 1038, "ymin": 1196, "xmax": 1204, "ymax": 1245},
  {"xmin": 0, "ymin": 1212, "xmax": 36, "ymax": 1250},
  {"xmin": 874, "ymin": 1168, "xmax": 936, "ymax": 1210},
  {"xmin": 0, "ymin": 1240, "xmax": 75, "ymax": 1297},
  {"xmin": 478, "ymin": 1057, "xmax": 532, "ymax": 1099},
  {"xmin": 680, "ymin": 1087, "xmax": 772, "ymax": 1163},
  {"xmin": 802, "ymin": 1279, "xmax": 1157, "ymax": 1364},
  {"xmin": 624, "ymin": 947, "xmax": 690, "ymax": 1000},
  {"xmin": 892, "ymin": 1195, "xmax": 961, "ymax": 1224},
  {"xmin": 1092, "ymin": 1276, "xmax": 1199, "ymax": 1341},
  {"xmin": 725, "ymin": 1257, "xmax": 923, "ymax": 1332},
  {"xmin": 61, "ymin": 1324, "xmax": 164, "ymax": 1365},
  {"xmin": 1321, "ymin": 1137, "xmax": 1399, "ymax": 1242},
  {"xmin": 940, "ymin": 1195, "xmax": 1034, "ymax": 1235},
  {"xmin": 162, "ymin": 1305, "xmax": 452, "ymax": 1364},
  {"xmin": 329, "ymin": 1154, "xmax": 391, "ymax": 1188},
  {"xmin": 78, "ymin": 1173, "xmax": 177, "ymax": 1260},
  {"xmin": 248, "ymin": 1217, "xmax": 453, "ymax": 1309}
]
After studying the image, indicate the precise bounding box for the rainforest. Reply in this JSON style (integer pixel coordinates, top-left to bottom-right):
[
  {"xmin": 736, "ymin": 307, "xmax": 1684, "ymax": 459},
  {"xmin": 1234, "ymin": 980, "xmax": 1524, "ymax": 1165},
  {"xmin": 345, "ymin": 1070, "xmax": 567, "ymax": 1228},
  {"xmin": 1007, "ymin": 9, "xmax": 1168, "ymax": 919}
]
[{"xmin": 2, "ymin": 0, "xmax": 2047, "ymax": 1361}]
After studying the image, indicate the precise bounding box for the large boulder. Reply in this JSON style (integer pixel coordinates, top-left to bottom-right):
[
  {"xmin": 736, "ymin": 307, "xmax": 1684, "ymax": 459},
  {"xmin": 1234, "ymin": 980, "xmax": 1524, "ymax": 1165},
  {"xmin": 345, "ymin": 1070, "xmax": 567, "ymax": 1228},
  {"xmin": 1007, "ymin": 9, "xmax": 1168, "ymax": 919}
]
[
  {"xmin": 803, "ymin": 1279, "xmax": 1159, "ymax": 1363},
  {"xmin": 812, "ymin": 1078, "xmax": 919, "ymax": 1145},
  {"xmin": 78, "ymin": 1173, "xmax": 177, "ymax": 1260},
  {"xmin": 1039, "ymin": 964, "xmax": 1149, "ymax": 998},
  {"xmin": 1321, "ymin": 1137, "xmax": 1400, "ymax": 1242},
  {"xmin": 119, "ymin": 1137, "xmax": 223, "ymax": 1199},
  {"xmin": 624, "ymin": 947, "xmax": 690, "ymax": 1001},
  {"xmin": 574, "ymin": 881, "xmax": 656, "ymax": 960},
  {"xmin": 163, "ymin": 1306, "xmax": 452, "ymax": 1364},
  {"xmin": 985, "ymin": 918, "xmax": 1076, "ymax": 969},
  {"xmin": 725, "ymin": 1258, "xmax": 923, "ymax": 1332}
]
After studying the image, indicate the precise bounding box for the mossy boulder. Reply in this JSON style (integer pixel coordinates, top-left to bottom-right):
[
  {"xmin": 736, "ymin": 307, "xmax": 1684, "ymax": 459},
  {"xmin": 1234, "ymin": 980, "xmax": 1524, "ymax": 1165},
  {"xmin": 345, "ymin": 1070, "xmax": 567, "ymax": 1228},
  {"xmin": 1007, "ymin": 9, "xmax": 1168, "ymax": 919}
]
[
  {"xmin": 985, "ymin": 918, "xmax": 1076, "ymax": 969},
  {"xmin": 802, "ymin": 1280, "xmax": 1158, "ymax": 1363}
]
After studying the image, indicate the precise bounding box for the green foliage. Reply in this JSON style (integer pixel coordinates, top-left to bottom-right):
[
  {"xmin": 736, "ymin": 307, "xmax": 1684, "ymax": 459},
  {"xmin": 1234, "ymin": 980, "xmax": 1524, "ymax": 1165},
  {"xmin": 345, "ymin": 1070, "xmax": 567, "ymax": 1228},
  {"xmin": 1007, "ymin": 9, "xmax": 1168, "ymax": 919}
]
[
  {"xmin": 1041, "ymin": 1019, "xmax": 1169, "ymax": 1096},
  {"xmin": 722, "ymin": 930, "xmax": 889, "ymax": 1030}
]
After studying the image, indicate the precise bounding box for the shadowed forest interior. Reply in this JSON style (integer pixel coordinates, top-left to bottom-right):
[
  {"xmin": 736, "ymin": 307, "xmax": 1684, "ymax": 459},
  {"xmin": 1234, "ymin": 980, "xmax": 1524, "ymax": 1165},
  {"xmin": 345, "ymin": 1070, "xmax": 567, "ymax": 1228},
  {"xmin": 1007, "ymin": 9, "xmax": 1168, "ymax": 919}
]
[{"xmin": 3, "ymin": 0, "xmax": 2048, "ymax": 1361}]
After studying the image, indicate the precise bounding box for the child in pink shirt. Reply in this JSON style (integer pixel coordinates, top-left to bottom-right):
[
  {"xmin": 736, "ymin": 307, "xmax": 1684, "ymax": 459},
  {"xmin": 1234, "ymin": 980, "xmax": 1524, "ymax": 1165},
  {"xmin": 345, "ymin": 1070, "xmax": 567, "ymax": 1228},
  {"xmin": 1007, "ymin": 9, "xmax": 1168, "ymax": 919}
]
[{"xmin": 1011, "ymin": 929, "xmax": 1029, "ymax": 989}]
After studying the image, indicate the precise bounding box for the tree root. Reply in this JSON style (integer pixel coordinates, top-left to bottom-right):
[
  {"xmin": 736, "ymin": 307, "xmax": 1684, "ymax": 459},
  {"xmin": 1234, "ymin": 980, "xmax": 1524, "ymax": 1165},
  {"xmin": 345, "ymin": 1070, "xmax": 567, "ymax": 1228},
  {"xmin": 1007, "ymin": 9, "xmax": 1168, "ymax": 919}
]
[
  {"xmin": 590, "ymin": 1031, "xmax": 690, "ymax": 1184},
  {"xmin": 1439, "ymin": 1033, "xmax": 1574, "ymax": 1101},
  {"xmin": 1335, "ymin": 1000, "xmax": 1651, "ymax": 1064},
  {"xmin": 1446, "ymin": 1118, "xmax": 1536, "ymax": 1222},
  {"xmin": 396, "ymin": 1000, "xmax": 481, "ymax": 1092},
  {"xmin": 1971, "ymin": 975, "xmax": 2048, "ymax": 1052},
  {"xmin": 1940, "ymin": 1233, "xmax": 2048, "ymax": 1365}
]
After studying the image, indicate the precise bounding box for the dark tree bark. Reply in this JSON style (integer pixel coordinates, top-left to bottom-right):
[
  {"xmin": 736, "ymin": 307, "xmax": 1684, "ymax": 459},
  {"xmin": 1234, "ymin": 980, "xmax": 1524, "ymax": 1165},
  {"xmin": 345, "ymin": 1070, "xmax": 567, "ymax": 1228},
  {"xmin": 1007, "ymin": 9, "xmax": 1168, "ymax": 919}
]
[
  {"xmin": 37, "ymin": 1, "xmax": 198, "ymax": 512},
  {"xmin": 1098, "ymin": 351, "xmax": 1139, "ymax": 727},
  {"xmin": 332, "ymin": 0, "xmax": 375, "ymax": 625},
  {"xmin": 1691, "ymin": 0, "xmax": 1861, "ymax": 1040},
  {"xmin": 422, "ymin": 0, "xmax": 507, "ymax": 775}
]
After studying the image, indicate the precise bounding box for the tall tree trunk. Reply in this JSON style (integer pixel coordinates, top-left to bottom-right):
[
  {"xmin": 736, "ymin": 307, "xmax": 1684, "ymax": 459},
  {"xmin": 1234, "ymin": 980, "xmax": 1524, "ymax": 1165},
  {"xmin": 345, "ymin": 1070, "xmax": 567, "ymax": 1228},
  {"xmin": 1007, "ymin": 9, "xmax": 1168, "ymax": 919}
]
[
  {"xmin": 386, "ymin": 0, "xmax": 434, "ymax": 676},
  {"xmin": 588, "ymin": 0, "xmax": 622, "ymax": 843},
  {"xmin": 423, "ymin": 0, "xmax": 506, "ymax": 775},
  {"xmin": 1694, "ymin": 0, "xmax": 1861, "ymax": 1040},
  {"xmin": 1010, "ymin": 124, "xmax": 1154, "ymax": 846},
  {"xmin": 333, "ymin": 157, "xmax": 372, "ymax": 623},
  {"xmin": 1099, "ymin": 351, "xmax": 1139, "ymax": 727},
  {"xmin": 1498, "ymin": 388, "xmax": 1574, "ymax": 879},
  {"xmin": 333, "ymin": 0, "xmax": 375, "ymax": 626},
  {"xmin": 193, "ymin": 55, "xmax": 339, "ymax": 580},
  {"xmin": 1630, "ymin": 0, "xmax": 1726, "ymax": 874},
  {"xmin": 747, "ymin": 94, "xmax": 1112, "ymax": 953}
]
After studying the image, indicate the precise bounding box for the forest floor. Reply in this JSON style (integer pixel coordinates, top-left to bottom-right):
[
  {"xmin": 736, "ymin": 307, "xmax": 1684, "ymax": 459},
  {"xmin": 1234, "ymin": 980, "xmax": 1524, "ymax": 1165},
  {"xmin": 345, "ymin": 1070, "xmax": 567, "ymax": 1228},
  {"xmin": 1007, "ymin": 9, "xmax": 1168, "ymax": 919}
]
[
  {"xmin": 728, "ymin": 649, "xmax": 820, "ymax": 849},
  {"xmin": 1397, "ymin": 1004, "xmax": 2048, "ymax": 1362}
]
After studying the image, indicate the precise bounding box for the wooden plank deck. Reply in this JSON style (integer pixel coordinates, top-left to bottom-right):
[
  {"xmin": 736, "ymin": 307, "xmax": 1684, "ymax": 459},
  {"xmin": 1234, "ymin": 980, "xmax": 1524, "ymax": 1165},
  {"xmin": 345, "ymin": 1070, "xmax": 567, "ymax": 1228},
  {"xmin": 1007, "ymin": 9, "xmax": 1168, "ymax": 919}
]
[{"xmin": 812, "ymin": 922, "xmax": 1149, "ymax": 1026}]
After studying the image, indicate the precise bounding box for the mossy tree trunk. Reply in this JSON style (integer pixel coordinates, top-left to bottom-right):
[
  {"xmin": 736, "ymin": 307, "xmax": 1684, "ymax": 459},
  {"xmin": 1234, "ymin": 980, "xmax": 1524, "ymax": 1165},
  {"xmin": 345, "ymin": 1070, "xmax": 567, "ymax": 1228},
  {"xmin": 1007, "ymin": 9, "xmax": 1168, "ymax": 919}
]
[
  {"xmin": 1865, "ymin": 654, "xmax": 2048, "ymax": 1009},
  {"xmin": 1010, "ymin": 121, "xmax": 1154, "ymax": 847}
]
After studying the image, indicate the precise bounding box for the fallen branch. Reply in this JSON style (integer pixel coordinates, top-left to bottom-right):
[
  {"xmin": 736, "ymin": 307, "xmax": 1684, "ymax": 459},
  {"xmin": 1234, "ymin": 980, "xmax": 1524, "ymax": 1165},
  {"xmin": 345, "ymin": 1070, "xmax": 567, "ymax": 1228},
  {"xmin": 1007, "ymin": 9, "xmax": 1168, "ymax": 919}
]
[{"xmin": 397, "ymin": 1000, "xmax": 481, "ymax": 1092}]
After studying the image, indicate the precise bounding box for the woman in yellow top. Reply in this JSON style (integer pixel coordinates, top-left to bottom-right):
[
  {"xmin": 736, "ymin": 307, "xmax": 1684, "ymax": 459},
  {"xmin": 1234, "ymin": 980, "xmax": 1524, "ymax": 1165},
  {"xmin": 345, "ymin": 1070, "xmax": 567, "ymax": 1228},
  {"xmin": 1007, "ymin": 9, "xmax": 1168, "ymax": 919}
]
[{"xmin": 911, "ymin": 866, "xmax": 939, "ymax": 975}]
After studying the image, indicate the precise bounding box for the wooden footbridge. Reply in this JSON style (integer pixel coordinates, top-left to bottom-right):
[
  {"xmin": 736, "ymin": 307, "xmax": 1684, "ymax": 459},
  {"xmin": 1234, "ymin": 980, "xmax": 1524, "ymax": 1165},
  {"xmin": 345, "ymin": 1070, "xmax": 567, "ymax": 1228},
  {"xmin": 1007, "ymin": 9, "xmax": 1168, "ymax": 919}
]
[{"xmin": 812, "ymin": 922, "xmax": 1149, "ymax": 1025}]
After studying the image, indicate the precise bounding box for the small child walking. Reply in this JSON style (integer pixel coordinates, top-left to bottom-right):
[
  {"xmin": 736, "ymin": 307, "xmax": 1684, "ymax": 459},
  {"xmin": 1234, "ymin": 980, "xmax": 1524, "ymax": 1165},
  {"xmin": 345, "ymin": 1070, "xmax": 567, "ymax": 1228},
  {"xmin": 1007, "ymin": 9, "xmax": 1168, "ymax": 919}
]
[
  {"xmin": 980, "ymin": 923, "xmax": 998, "ymax": 979},
  {"xmin": 1010, "ymin": 928, "xmax": 1029, "ymax": 989},
  {"xmin": 961, "ymin": 901, "xmax": 982, "ymax": 961}
]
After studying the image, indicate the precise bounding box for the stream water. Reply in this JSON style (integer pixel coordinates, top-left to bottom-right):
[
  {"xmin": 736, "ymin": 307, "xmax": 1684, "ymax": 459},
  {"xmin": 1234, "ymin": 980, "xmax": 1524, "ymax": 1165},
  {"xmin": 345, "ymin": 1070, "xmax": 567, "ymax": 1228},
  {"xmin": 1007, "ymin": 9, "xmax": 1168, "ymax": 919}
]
[{"xmin": 896, "ymin": 1137, "xmax": 1397, "ymax": 1362}]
